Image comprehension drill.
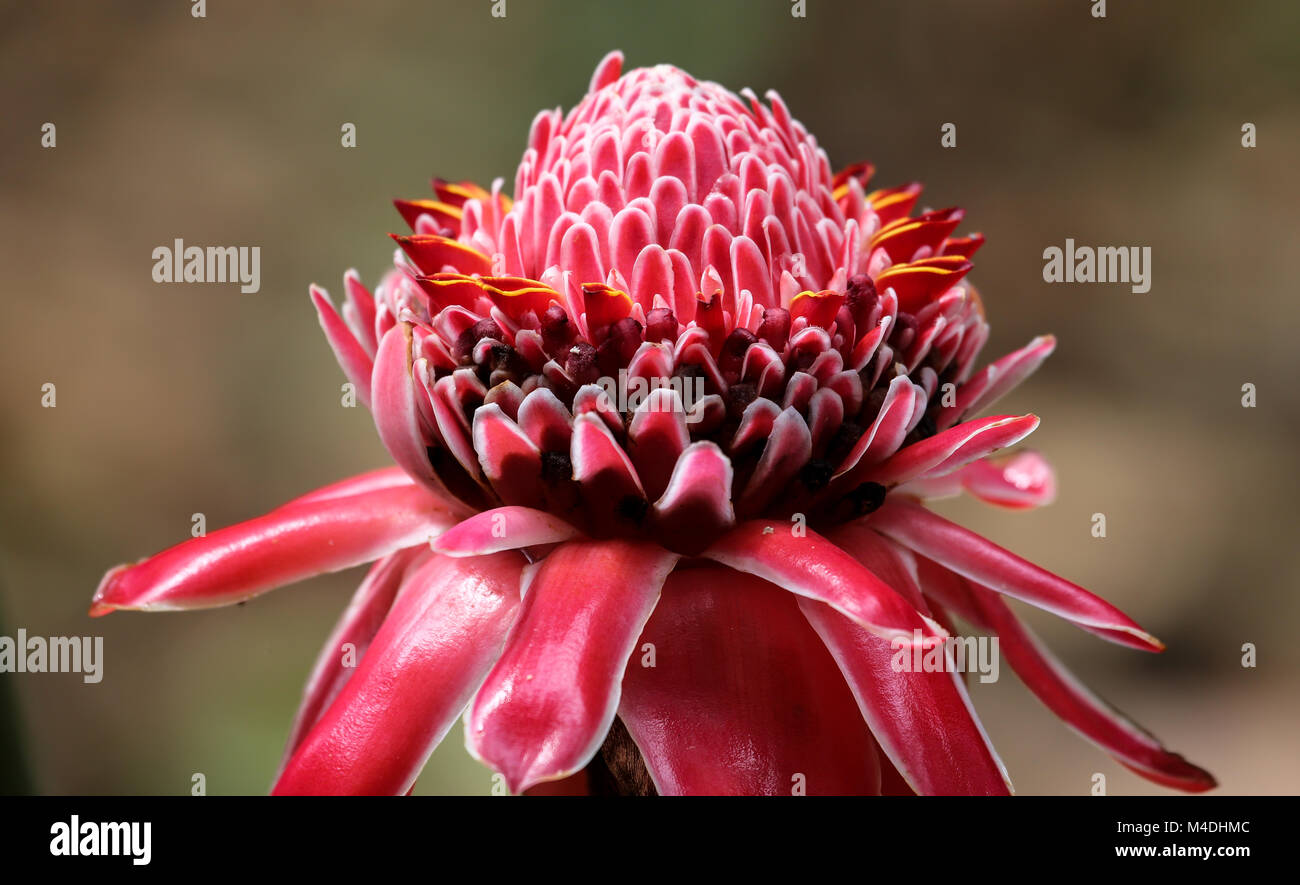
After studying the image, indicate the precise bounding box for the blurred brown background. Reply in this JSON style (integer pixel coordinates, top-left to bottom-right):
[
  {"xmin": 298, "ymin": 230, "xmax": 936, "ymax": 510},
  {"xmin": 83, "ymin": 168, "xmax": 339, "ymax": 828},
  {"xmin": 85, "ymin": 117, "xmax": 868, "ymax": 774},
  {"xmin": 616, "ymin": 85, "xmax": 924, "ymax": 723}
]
[{"xmin": 1, "ymin": 0, "xmax": 1297, "ymax": 795}]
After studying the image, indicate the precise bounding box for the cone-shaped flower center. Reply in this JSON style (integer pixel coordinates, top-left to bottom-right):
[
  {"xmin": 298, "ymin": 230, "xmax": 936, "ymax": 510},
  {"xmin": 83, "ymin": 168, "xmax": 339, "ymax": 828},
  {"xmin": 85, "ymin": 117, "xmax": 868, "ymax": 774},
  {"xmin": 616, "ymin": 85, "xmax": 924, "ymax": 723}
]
[{"xmin": 378, "ymin": 55, "xmax": 996, "ymax": 554}]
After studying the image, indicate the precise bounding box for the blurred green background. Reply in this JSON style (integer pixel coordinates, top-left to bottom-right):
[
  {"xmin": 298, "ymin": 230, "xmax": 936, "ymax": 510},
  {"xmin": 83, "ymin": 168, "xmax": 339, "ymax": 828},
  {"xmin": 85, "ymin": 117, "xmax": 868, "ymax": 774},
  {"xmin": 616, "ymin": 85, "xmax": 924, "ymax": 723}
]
[{"xmin": 1, "ymin": 0, "xmax": 1297, "ymax": 795}]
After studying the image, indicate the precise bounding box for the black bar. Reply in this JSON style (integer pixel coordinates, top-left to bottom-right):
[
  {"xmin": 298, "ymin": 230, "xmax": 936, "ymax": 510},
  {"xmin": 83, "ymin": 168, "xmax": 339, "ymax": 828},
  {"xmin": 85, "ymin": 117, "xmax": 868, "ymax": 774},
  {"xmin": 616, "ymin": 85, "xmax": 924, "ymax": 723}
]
[{"xmin": 0, "ymin": 796, "xmax": 1284, "ymax": 871}]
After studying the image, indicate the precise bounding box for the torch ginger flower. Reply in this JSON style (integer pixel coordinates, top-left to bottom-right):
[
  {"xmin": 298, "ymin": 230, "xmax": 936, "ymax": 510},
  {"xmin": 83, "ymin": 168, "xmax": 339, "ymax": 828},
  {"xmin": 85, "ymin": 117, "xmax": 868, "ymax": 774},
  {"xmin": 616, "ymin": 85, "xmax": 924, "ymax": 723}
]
[{"xmin": 92, "ymin": 52, "xmax": 1215, "ymax": 796}]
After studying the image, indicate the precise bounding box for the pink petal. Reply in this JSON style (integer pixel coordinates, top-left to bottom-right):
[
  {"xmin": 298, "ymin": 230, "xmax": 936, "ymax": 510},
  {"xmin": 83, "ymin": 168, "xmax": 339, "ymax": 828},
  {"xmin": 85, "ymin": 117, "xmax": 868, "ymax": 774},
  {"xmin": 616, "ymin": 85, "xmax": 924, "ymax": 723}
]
[
  {"xmin": 807, "ymin": 386, "xmax": 846, "ymax": 457},
  {"xmin": 433, "ymin": 506, "xmax": 582, "ymax": 557},
  {"xmin": 801, "ymin": 524, "xmax": 1012, "ymax": 795},
  {"xmin": 310, "ymin": 284, "xmax": 374, "ymax": 410},
  {"xmin": 653, "ymin": 131, "xmax": 696, "ymax": 204},
  {"xmin": 342, "ymin": 269, "xmax": 379, "ymax": 356},
  {"xmin": 620, "ymin": 564, "xmax": 881, "ymax": 795},
  {"xmin": 466, "ymin": 539, "xmax": 679, "ymax": 793},
  {"xmin": 736, "ymin": 406, "xmax": 811, "ymax": 517},
  {"xmin": 898, "ymin": 450, "xmax": 1057, "ymax": 509},
  {"xmin": 588, "ymin": 50, "xmax": 624, "ymax": 93},
  {"xmin": 959, "ymin": 450, "xmax": 1057, "ymax": 508},
  {"xmin": 560, "ymin": 222, "xmax": 606, "ymax": 288},
  {"xmin": 917, "ymin": 561, "xmax": 1215, "ymax": 792},
  {"xmin": 938, "ymin": 334, "xmax": 1056, "ymax": 429},
  {"xmin": 702, "ymin": 521, "xmax": 945, "ymax": 646},
  {"xmin": 279, "ymin": 546, "xmax": 427, "ymax": 767},
  {"xmin": 516, "ymin": 386, "xmax": 574, "ymax": 453},
  {"xmin": 571, "ymin": 412, "xmax": 646, "ymax": 528},
  {"xmin": 648, "ymin": 441, "xmax": 734, "ymax": 553},
  {"xmin": 274, "ymin": 552, "xmax": 525, "ymax": 794},
  {"xmin": 92, "ymin": 479, "xmax": 457, "ymax": 615},
  {"xmin": 371, "ymin": 324, "xmax": 472, "ymax": 510},
  {"xmin": 626, "ymin": 387, "xmax": 690, "ymax": 501},
  {"xmin": 799, "ymin": 600, "xmax": 1010, "ymax": 795},
  {"xmin": 730, "ymin": 396, "xmax": 781, "ymax": 454},
  {"xmin": 430, "ymin": 373, "xmax": 486, "ymax": 483},
  {"xmin": 472, "ymin": 403, "xmax": 546, "ymax": 508},
  {"xmin": 871, "ymin": 498, "xmax": 1164, "ymax": 652},
  {"xmin": 833, "ymin": 375, "xmax": 916, "ymax": 479},
  {"xmin": 864, "ymin": 414, "xmax": 1040, "ymax": 487}
]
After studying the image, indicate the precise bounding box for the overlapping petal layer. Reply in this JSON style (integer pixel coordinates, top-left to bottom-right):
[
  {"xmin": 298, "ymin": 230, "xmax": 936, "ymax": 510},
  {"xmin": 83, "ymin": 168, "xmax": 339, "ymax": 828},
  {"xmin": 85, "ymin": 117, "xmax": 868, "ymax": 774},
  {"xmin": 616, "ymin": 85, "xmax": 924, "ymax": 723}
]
[
  {"xmin": 803, "ymin": 524, "xmax": 1011, "ymax": 795},
  {"xmin": 275, "ymin": 552, "xmax": 525, "ymax": 795},
  {"xmin": 280, "ymin": 546, "xmax": 427, "ymax": 765},
  {"xmin": 620, "ymin": 564, "xmax": 881, "ymax": 795},
  {"xmin": 466, "ymin": 539, "xmax": 679, "ymax": 793}
]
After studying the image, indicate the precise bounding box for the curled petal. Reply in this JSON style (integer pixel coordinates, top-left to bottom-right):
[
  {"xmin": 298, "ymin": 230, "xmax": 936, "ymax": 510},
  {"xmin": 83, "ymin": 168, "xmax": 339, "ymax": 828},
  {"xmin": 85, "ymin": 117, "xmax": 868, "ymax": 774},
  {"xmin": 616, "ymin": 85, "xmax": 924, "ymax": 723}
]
[
  {"xmin": 648, "ymin": 441, "xmax": 735, "ymax": 553},
  {"xmin": 789, "ymin": 289, "xmax": 845, "ymax": 328},
  {"xmin": 874, "ymin": 256, "xmax": 971, "ymax": 313},
  {"xmin": 466, "ymin": 539, "xmax": 679, "ymax": 793},
  {"xmin": 731, "ymin": 396, "xmax": 781, "ymax": 454},
  {"xmin": 958, "ymin": 450, "xmax": 1057, "ymax": 508},
  {"xmin": 589, "ymin": 49, "xmax": 624, "ymax": 93},
  {"xmin": 393, "ymin": 199, "xmax": 463, "ymax": 233},
  {"xmin": 483, "ymin": 276, "xmax": 565, "ymax": 324},
  {"xmin": 626, "ymin": 387, "xmax": 690, "ymax": 501},
  {"xmin": 517, "ymin": 386, "xmax": 574, "ymax": 453},
  {"xmin": 473, "ymin": 403, "xmax": 546, "ymax": 508},
  {"xmin": 898, "ymin": 450, "xmax": 1057, "ymax": 509},
  {"xmin": 571, "ymin": 412, "xmax": 646, "ymax": 527},
  {"xmin": 870, "ymin": 208, "xmax": 964, "ymax": 264}
]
